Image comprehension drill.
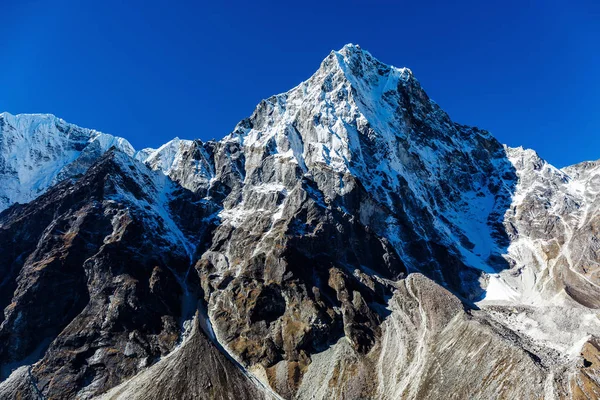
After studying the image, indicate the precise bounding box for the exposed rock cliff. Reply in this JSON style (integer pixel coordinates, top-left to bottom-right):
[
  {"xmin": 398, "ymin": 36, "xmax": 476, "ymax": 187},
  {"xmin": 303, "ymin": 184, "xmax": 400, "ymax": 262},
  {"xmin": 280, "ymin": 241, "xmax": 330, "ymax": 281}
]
[{"xmin": 1, "ymin": 45, "xmax": 599, "ymax": 399}]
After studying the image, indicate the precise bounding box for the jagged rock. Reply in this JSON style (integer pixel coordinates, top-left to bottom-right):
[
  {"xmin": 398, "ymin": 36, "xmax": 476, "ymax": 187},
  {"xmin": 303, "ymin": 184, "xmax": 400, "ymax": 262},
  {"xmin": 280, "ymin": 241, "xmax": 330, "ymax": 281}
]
[{"xmin": 1, "ymin": 44, "xmax": 599, "ymax": 399}]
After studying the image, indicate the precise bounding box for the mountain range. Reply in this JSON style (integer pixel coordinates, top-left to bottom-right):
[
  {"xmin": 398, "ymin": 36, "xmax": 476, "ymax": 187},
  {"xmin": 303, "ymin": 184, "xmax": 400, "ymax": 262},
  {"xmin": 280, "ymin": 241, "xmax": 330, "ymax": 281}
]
[{"xmin": 0, "ymin": 44, "xmax": 599, "ymax": 399}]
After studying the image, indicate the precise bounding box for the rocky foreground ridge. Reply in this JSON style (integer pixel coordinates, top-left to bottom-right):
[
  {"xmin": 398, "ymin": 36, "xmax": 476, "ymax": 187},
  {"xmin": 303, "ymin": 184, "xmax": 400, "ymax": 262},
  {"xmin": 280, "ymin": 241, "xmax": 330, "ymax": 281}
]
[{"xmin": 0, "ymin": 44, "xmax": 599, "ymax": 399}]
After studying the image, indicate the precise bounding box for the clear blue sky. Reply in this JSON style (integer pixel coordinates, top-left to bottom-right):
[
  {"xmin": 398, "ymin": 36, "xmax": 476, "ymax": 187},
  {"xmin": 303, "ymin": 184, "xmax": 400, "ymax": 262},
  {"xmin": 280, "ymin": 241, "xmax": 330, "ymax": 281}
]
[{"xmin": 1, "ymin": 0, "xmax": 598, "ymax": 167}]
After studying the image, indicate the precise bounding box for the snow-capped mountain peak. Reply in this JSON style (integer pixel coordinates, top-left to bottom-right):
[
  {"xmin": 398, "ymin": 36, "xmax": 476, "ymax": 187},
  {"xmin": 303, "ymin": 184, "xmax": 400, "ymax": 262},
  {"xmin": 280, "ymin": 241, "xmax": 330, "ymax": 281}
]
[
  {"xmin": 0, "ymin": 112, "xmax": 134, "ymax": 211},
  {"xmin": 1, "ymin": 45, "xmax": 600, "ymax": 400}
]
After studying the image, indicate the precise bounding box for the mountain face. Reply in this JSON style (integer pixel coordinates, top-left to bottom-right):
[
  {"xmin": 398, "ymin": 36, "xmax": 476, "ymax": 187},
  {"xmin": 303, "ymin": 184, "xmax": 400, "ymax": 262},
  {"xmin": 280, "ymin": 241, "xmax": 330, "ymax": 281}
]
[
  {"xmin": 1, "ymin": 44, "xmax": 599, "ymax": 399},
  {"xmin": 0, "ymin": 113, "xmax": 135, "ymax": 213}
]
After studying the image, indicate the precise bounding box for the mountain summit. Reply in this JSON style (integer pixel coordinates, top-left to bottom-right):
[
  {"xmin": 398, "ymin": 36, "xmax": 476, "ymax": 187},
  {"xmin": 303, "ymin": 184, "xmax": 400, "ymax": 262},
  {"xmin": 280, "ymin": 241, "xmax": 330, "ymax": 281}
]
[{"xmin": 1, "ymin": 45, "xmax": 599, "ymax": 399}]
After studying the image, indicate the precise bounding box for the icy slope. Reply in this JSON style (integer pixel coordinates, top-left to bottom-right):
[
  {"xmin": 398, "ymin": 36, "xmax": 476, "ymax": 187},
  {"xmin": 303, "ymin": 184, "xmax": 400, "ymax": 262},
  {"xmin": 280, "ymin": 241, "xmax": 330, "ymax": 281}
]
[
  {"xmin": 140, "ymin": 137, "xmax": 216, "ymax": 194},
  {"xmin": 479, "ymin": 146, "xmax": 600, "ymax": 306},
  {"xmin": 0, "ymin": 112, "xmax": 134, "ymax": 212}
]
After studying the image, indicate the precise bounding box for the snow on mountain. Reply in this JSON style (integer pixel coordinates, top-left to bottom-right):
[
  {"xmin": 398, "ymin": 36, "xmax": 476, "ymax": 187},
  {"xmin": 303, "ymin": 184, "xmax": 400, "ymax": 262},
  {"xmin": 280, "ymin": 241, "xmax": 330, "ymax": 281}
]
[
  {"xmin": 0, "ymin": 112, "xmax": 135, "ymax": 212},
  {"xmin": 140, "ymin": 138, "xmax": 216, "ymax": 193},
  {"xmin": 138, "ymin": 138, "xmax": 193, "ymax": 170},
  {"xmin": 481, "ymin": 145, "xmax": 600, "ymax": 306},
  {"xmin": 220, "ymin": 43, "xmax": 516, "ymax": 292},
  {"xmin": 475, "ymin": 145, "xmax": 600, "ymax": 368}
]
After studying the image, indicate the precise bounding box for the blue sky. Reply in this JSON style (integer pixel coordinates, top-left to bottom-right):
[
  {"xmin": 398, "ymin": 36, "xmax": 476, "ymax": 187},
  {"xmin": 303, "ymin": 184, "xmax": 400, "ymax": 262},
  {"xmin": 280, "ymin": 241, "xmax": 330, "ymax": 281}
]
[{"xmin": 1, "ymin": 0, "xmax": 598, "ymax": 167}]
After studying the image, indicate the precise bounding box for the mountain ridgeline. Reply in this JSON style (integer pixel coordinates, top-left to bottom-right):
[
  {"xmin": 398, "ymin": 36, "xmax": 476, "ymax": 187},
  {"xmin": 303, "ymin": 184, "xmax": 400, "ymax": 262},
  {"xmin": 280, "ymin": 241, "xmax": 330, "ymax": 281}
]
[{"xmin": 1, "ymin": 45, "xmax": 599, "ymax": 399}]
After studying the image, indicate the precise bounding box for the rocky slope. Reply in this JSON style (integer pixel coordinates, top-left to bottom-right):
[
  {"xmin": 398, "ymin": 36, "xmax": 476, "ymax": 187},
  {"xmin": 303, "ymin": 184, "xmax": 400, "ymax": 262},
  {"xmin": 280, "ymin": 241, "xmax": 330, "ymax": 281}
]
[{"xmin": 1, "ymin": 44, "xmax": 599, "ymax": 399}]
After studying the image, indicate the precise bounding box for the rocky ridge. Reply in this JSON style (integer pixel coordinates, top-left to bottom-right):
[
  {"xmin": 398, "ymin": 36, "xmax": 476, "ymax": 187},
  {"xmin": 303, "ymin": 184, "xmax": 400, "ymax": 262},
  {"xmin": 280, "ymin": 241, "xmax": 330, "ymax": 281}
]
[{"xmin": 0, "ymin": 44, "xmax": 599, "ymax": 399}]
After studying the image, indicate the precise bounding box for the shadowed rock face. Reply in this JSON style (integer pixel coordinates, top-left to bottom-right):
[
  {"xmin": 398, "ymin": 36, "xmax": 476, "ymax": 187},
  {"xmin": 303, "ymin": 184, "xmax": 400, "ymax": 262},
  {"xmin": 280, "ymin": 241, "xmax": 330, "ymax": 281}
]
[
  {"xmin": 0, "ymin": 152, "xmax": 185, "ymax": 395},
  {"xmin": 1, "ymin": 45, "xmax": 600, "ymax": 399}
]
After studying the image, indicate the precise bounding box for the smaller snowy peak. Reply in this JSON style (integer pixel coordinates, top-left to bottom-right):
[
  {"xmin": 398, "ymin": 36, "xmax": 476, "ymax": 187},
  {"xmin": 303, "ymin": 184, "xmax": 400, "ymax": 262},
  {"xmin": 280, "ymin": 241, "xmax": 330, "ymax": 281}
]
[
  {"xmin": 1, "ymin": 111, "xmax": 62, "ymax": 128},
  {"xmin": 504, "ymin": 145, "xmax": 575, "ymax": 214},
  {"xmin": 0, "ymin": 112, "xmax": 135, "ymax": 212},
  {"xmin": 134, "ymin": 147, "xmax": 157, "ymax": 163},
  {"xmin": 483, "ymin": 144, "xmax": 600, "ymax": 308},
  {"xmin": 505, "ymin": 145, "xmax": 600, "ymax": 200},
  {"xmin": 142, "ymin": 137, "xmax": 194, "ymax": 172},
  {"xmin": 0, "ymin": 112, "xmax": 216, "ymax": 210},
  {"xmin": 0, "ymin": 112, "xmax": 134, "ymax": 155},
  {"xmin": 91, "ymin": 132, "xmax": 135, "ymax": 157},
  {"xmin": 562, "ymin": 159, "xmax": 600, "ymax": 179},
  {"xmin": 141, "ymin": 137, "xmax": 216, "ymax": 194},
  {"xmin": 505, "ymin": 146, "xmax": 567, "ymax": 182}
]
